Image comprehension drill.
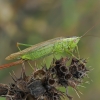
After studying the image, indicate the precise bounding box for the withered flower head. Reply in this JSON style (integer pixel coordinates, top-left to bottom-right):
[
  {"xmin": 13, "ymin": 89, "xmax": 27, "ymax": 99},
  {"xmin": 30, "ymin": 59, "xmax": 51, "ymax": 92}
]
[
  {"xmin": 49, "ymin": 57, "xmax": 89, "ymax": 100},
  {"xmin": 0, "ymin": 57, "xmax": 90, "ymax": 100},
  {"xmin": 69, "ymin": 57, "xmax": 89, "ymax": 79}
]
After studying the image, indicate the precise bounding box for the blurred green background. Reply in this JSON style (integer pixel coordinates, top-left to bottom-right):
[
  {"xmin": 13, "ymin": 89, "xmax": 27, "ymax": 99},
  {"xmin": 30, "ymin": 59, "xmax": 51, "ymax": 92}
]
[{"xmin": 0, "ymin": 0, "xmax": 100, "ymax": 100}]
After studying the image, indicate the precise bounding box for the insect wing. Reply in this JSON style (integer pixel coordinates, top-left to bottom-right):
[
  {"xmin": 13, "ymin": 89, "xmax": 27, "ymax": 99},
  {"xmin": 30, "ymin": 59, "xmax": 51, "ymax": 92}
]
[{"xmin": 6, "ymin": 37, "xmax": 65, "ymax": 60}]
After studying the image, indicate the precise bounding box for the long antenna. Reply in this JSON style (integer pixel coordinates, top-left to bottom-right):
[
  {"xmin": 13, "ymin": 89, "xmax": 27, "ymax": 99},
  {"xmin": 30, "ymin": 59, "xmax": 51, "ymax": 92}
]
[{"xmin": 80, "ymin": 22, "xmax": 99, "ymax": 38}]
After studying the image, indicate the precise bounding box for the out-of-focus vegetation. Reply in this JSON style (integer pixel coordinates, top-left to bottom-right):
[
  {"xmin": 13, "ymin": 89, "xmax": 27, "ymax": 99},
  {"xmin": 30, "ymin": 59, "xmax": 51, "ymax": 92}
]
[{"xmin": 0, "ymin": 0, "xmax": 100, "ymax": 100}]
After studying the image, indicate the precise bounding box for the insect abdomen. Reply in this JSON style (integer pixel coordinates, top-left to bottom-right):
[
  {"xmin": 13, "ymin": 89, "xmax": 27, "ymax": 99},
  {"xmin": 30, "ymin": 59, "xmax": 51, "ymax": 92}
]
[
  {"xmin": 21, "ymin": 40, "xmax": 64, "ymax": 60},
  {"xmin": 21, "ymin": 44, "xmax": 54, "ymax": 60}
]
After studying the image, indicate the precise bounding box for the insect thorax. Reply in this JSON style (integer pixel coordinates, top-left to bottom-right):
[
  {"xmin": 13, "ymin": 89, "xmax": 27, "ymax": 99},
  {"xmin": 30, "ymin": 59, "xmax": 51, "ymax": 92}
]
[{"xmin": 58, "ymin": 37, "xmax": 80, "ymax": 53}]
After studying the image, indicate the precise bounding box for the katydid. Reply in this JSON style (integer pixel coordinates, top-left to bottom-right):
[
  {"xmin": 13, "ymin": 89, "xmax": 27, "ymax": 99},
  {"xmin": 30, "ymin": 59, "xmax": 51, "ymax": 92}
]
[
  {"xmin": 0, "ymin": 37, "xmax": 80, "ymax": 69},
  {"xmin": 0, "ymin": 23, "xmax": 97, "ymax": 69},
  {"xmin": 6, "ymin": 37, "xmax": 80, "ymax": 60}
]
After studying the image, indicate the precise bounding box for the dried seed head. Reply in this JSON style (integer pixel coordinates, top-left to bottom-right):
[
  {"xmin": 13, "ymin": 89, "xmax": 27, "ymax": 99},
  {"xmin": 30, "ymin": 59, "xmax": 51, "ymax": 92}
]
[
  {"xmin": 16, "ymin": 80, "xmax": 29, "ymax": 92},
  {"xmin": 0, "ymin": 83, "xmax": 8, "ymax": 96},
  {"xmin": 48, "ymin": 79, "xmax": 55, "ymax": 86},
  {"xmin": 64, "ymin": 74, "xmax": 72, "ymax": 80},
  {"xmin": 28, "ymin": 79, "xmax": 46, "ymax": 98},
  {"xmin": 0, "ymin": 57, "xmax": 90, "ymax": 100},
  {"xmin": 60, "ymin": 66, "xmax": 68, "ymax": 74},
  {"xmin": 33, "ymin": 69, "xmax": 46, "ymax": 79},
  {"xmin": 69, "ymin": 57, "xmax": 89, "ymax": 79}
]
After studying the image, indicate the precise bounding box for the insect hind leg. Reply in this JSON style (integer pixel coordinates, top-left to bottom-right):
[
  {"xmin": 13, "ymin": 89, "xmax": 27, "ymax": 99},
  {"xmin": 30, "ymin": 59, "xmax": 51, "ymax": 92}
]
[
  {"xmin": 16, "ymin": 42, "xmax": 34, "ymax": 70},
  {"xmin": 17, "ymin": 42, "xmax": 32, "ymax": 51}
]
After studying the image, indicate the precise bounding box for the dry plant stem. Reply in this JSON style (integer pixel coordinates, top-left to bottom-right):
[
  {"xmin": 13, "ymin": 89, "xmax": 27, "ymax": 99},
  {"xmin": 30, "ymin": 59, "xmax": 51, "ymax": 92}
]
[{"xmin": 0, "ymin": 60, "xmax": 24, "ymax": 69}]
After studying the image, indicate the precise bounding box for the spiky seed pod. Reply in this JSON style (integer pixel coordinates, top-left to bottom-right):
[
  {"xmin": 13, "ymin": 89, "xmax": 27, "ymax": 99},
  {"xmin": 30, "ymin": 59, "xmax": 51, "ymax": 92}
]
[
  {"xmin": 49, "ymin": 57, "xmax": 89, "ymax": 100},
  {"xmin": 0, "ymin": 83, "xmax": 9, "ymax": 96},
  {"xmin": 0, "ymin": 57, "xmax": 89, "ymax": 100},
  {"xmin": 64, "ymin": 73, "xmax": 72, "ymax": 80},
  {"xmin": 60, "ymin": 65, "xmax": 69, "ymax": 74},
  {"xmin": 33, "ymin": 69, "xmax": 46, "ymax": 79},
  {"xmin": 28, "ymin": 79, "xmax": 46, "ymax": 98},
  {"xmin": 69, "ymin": 57, "xmax": 89, "ymax": 79}
]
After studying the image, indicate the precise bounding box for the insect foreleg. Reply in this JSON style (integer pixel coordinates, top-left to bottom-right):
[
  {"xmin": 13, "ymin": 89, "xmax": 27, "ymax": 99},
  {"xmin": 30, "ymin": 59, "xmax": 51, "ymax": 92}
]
[
  {"xmin": 27, "ymin": 61, "xmax": 34, "ymax": 70},
  {"xmin": 76, "ymin": 45, "xmax": 80, "ymax": 59},
  {"xmin": 64, "ymin": 48, "xmax": 80, "ymax": 62}
]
